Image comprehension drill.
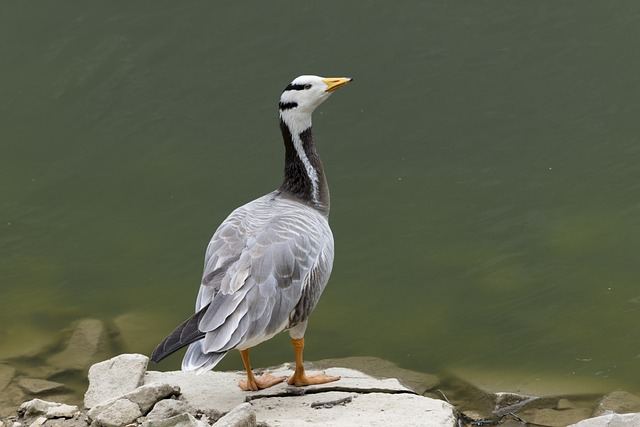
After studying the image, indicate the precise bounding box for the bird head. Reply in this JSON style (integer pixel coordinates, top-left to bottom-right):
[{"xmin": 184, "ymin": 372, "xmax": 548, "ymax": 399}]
[{"xmin": 279, "ymin": 75, "xmax": 352, "ymax": 117}]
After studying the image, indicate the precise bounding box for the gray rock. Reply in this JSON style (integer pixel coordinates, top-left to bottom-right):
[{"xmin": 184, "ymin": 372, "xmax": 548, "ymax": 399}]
[
  {"xmin": 90, "ymin": 398, "xmax": 142, "ymax": 427},
  {"xmin": 123, "ymin": 382, "xmax": 181, "ymax": 414},
  {"xmin": 0, "ymin": 364, "xmax": 16, "ymax": 392},
  {"xmin": 46, "ymin": 319, "xmax": 111, "ymax": 372},
  {"xmin": 145, "ymin": 399, "xmax": 197, "ymax": 421},
  {"xmin": 18, "ymin": 378, "xmax": 66, "ymax": 395},
  {"xmin": 568, "ymin": 412, "xmax": 640, "ymax": 427},
  {"xmin": 84, "ymin": 353, "xmax": 149, "ymax": 409},
  {"xmin": 18, "ymin": 399, "xmax": 79, "ymax": 419},
  {"xmin": 251, "ymin": 391, "xmax": 456, "ymax": 427},
  {"xmin": 144, "ymin": 365, "xmax": 414, "ymax": 419},
  {"xmin": 593, "ymin": 391, "xmax": 640, "ymax": 417},
  {"xmin": 310, "ymin": 356, "xmax": 440, "ymax": 394},
  {"xmin": 493, "ymin": 391, "xmax": 539, "ymax": 415},
  {"xmin": 27, "ymin": 417, "xmax": 46, "ymax": 427},
  {"xmin": 212, "ymin": 403, "xmax": 255, "ymax": 427},
  {"xmin": 88, "ymin": 382, "xmax": 180, "ymax": 421},
  {"xmin": 142, "ymin": 413, "xmax": 208, "ymax": 427}
]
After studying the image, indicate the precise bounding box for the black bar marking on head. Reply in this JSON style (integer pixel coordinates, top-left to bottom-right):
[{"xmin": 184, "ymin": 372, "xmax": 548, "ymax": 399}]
[
  {"xmin": 285, "ymin": 83, "xmax": 307, "ymax": 91},
  {"xmin": 279, "ymin": 101, "xmax": 298, "ymax": 110}
]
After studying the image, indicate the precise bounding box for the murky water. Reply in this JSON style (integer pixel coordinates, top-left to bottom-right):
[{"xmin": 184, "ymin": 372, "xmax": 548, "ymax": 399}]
[{"xmin": 2, "ymin": 1, "xmax": 640, "ymax": 399}]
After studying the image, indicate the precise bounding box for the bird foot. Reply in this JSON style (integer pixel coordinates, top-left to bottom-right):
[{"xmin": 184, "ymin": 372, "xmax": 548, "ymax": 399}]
[
  {"xmin": 287, "ymin": 371, "xmax": 341, "ymax": 387},
  {"xmin": 239, "ymin": 373, "xmax": 286, "ymax": 391}
]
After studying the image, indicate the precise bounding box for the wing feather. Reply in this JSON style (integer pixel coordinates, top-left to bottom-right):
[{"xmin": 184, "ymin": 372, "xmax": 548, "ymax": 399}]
[{"xmin": 155, "ymin": 193, "xmax": 334, "ymax": 373}]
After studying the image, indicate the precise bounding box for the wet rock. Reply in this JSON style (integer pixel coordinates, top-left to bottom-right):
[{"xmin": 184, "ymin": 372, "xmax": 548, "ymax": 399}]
[
  {"xmin": 145, "ymin": 399, "xmax": 197, "ymax": 421},
  {"xmin": 22, "ymin": 366, "xmax": 67, "ymax": 380},
  {"xmin": 18, "ymin": 379, "xmax": 66, "ymax": 395},
  {"xmin": 46, "ymin": 319, "xmax": 111, "ymax": 372},
  {"xmin": 448, "ymin": 366, "xmax": 610, "ymax": 397},
  {"xmin": 212, "ymin": 403, "xmax": 255, "ymax": 427},
  {"xmin": 142, "ymin": 413, "xmax": 208, "ymax": 427},
  {"xmin": 0, "ymin": 323, "xmax": 59, "ymax": 362},
  {"xmin": 18, "ymin": 398, "xmax": 79, "ymax": 418},
  {"xmin": 592, "ymin": 391, "xmax": 640, "ymax": 417},
  {"xmin": 84, "ymin": 353, "xmax": 149, "ymax": 409},
  {"xmin": 0, "ymin": 364, "xmax": 16, "ymax": 392},
  {"xmin": 568, "ymin": 412, "xmax": 640, "ymax": 426},
  {"xmin": 90, "ymin": 398, "xmax": 142, "ymax": 427},
  {"xmin": 493, "ymin": 391, "xmax": 539, "ymax": 415},
  {"xmin": 0, "ymin": 384, "xmax": 27, "ymax": 418},
  {"xmin": 113, "ymin": 312, "xmax": 165, "ymax": 354},
  {"xmin": 519, "ymin": 407, "xmax": 594, "ymax": 427}
]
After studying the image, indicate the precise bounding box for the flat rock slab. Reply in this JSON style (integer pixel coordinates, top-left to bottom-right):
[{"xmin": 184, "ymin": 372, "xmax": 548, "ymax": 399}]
[
  {"xmin": 0, "ymin": 365, "xmax": 16, "ymax": 392},
  {"xmin": 145, "ymin": 365, "xmax": 413, "ymax": 418},
  {"xmin": 250, "ymin": 391, "xmax": 456, "ymax": 427},
  {"xmin": 568, "ymin": 412, "xmax": 640, "ymax": 427},
  {"xmin": 449, "ymin": 367, "xmax": 612, "ymax": 397},
  {"xmin": 309, "ymin": 357, "xmax": 440, "ymax": 394},
  {"xmin": 46, "ymin": 319, "xmax": 111, "ymax": 372},
  {"xmin": 145, "ymin": 366, "xmax": 455, "ymax": 426},
  {"xmin": 18, "ymin": 379, "xmax": 66, "ymax": 395}
]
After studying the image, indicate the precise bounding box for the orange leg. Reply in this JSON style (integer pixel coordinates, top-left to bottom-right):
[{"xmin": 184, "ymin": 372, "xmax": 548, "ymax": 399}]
[
  {"xmin": 287, "ymin": 338, "xmax": 340, "ymax": 387},
  {"xmin": 238, "ymin": 349, "xmax": 286, "ymax": 391}
]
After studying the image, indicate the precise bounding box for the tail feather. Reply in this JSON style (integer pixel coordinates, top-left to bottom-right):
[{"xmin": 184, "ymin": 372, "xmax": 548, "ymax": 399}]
[
  {"xmin": 182, "ymin": 341, "xmax": 227, "ymax": 374},
  {"xmin": 151, "ymin": 304, "xmax": 209, "ymax": 363}
]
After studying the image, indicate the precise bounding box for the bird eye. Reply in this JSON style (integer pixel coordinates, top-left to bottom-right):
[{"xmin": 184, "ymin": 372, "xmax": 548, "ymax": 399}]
[{"xmin": 304, "ymin": 84, "xmax": 312, "ymax": 90}]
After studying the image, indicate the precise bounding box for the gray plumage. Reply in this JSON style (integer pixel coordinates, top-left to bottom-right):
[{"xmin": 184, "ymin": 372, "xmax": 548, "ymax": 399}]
[
  {"xmin": 151, "ymin": 75, "xmax": 351, "ymax": 375},
  {"xmin": 180, "ymin": 194, "xmax": 334, "ymax": 373}
]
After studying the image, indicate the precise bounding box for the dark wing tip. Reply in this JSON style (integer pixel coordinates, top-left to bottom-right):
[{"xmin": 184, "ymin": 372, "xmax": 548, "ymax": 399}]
[{"xmin": 149, "ymin": 304, "xmax": 210, "ymax": 364}]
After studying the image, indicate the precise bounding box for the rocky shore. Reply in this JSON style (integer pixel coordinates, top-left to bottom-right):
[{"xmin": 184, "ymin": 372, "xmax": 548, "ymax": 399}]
[{"xmin": 1, "ymin": 318, "xmax": 640, "ymax": 426}]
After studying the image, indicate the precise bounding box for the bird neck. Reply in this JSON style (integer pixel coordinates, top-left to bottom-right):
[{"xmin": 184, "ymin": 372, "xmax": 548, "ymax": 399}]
[{"xmin": 278, "ymin": 116, "xmax": 330, "ymax": 215}]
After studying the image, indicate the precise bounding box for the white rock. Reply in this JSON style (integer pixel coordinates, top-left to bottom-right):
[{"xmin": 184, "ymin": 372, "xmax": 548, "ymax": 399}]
[
  {"xmin": 28, "ymin": 417, "xmax": 46, "ymax": 427},
  {"xmin": 91, "ymin": 398, "xmax": 142, "ymax": 427},
  {"xmin": 84, "ymin": 353, "xmax": 149, "ymax": 409},
  {"xmin": 568, "ymin": 412, "xmax": 640, "ymax": 426},
  {"xmin": 47, "ymin": 319, "xmax": 111, "ymax": 372},
  {"xmin": 123, "ymin": 382, "xmax": 181, "ymax": 414},
  {"xmin": 18, "ymin": 399, "xmax": 78, "ymax": 418},
  {"xmin": 251, "ymin": 391, "xmax": 456, "ymax": 427},
  {"xmin": 144, "ymin": 365, "xmax": 414, "ymax": 419},
  {"xmin": 310, "ymin": 357, "xmax": 440, "ymax": 394},
  {"xmin": 212, "ymin": 403, "xmax": 255, "ymax": 427},
  {"xmin": 142, "ymin": 413, "xmax": 208, "ymax": 427},
  {"xmin": 145, "ymin": 399, "xmax": 197, "ymax": 421},
  {"xmin": 88, "ymin": 382, "xmax": 180, "ymax": 420}
]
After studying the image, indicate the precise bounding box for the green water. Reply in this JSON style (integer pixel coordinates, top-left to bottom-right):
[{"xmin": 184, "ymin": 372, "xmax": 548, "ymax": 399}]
[{"xmin": 2, "ymin": 1, "xmax": 640, "ymax": 397}]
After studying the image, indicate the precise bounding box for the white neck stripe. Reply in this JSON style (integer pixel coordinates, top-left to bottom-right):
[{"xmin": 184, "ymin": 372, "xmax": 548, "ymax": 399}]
[{"xmin": 292, "ymin": 132, "xmax": 319, "ymax": 202}]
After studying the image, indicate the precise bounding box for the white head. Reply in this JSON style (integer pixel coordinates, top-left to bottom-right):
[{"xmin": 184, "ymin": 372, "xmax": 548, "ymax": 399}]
[{"xmin": 279, "ymin": 75, "xmax": 352, "ymax": 135}]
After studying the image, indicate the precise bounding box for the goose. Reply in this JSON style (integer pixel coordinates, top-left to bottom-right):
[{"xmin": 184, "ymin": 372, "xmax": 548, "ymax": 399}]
[{"xmin": 151, "ymin": 75, "xmax": 353, "ymax": 391}]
